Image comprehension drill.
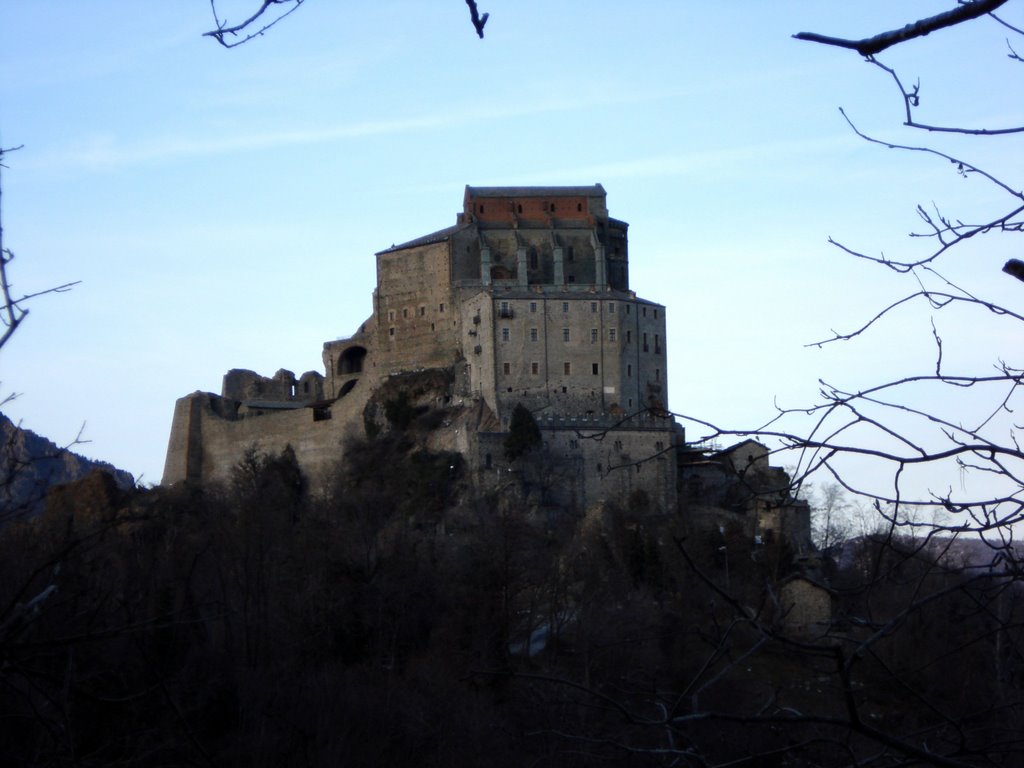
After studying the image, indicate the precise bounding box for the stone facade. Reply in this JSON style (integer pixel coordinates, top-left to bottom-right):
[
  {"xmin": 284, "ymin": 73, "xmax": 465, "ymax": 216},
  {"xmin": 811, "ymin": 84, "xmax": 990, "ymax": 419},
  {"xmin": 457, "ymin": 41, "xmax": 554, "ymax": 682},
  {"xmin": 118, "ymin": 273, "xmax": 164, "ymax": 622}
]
[
  {"xmin": 779, "ymin": 576, "xmax": 833, "ymax": 638},
  {"xmin": 677, "ymin": 439, "xmax": 813, "ymax": 555},
  {"xmin": 162, "ymin": 185, "xmax": 680, "ymax": 513}
]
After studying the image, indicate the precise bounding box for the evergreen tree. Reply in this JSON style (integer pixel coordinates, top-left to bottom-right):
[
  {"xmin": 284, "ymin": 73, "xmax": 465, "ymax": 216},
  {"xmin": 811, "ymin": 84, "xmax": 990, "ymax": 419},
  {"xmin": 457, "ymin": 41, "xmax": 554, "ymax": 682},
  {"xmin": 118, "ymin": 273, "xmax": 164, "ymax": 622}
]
[{"xmin": 504, "ymin": 403, "xmax": 541, "ymax": 461}]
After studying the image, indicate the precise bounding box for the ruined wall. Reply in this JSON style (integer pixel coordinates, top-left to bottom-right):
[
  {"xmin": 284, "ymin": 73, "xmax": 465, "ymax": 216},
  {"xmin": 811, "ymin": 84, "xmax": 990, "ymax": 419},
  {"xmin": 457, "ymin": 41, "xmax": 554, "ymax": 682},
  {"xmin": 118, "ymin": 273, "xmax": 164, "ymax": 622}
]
[
  {"xmin": 162, "ymin": 381, "xmax": 375, "ymax": 487},
  {"xmin": 322, "ymin": 325, "xmax": 375, "ymax": 402},
  {"xmin": 222, "ymin": 368, "xmax": 322, "ymax": 403},
  {"xmin": 162, "ymin": 395, "xmax": 198, "ymax": 485}
]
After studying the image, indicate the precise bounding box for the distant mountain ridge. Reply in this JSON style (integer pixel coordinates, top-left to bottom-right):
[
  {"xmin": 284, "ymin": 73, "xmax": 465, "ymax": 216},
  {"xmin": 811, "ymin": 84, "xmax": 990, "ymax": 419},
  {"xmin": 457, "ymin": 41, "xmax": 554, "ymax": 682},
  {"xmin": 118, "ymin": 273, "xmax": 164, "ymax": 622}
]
[
  {"xmin": 832, "ymin": 533, "xmax": 1024, "ymax": 575},
  {"xmin": 0, "ymin": 412, "xmax": 135, "ymax": 521}
]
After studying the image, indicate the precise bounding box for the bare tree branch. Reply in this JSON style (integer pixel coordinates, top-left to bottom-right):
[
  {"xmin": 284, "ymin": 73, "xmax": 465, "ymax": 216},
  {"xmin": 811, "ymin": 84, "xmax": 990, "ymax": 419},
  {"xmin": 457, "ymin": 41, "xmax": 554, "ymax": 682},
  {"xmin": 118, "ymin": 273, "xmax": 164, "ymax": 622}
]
[
  {"xmin": 204, "ymin": 1, "xmax": 491, "ymax": 47},
  {"xmin": 793, "ymin": 0, "xmax": 1012, "ymax": 56},
  {"xmin": 0, "ymin": 146, "xmax": 80, "ymax": 353},
  {"xmin": 869, "ymin": 56, "xmax": 1024, "ymax": 135},
  {"xmin": 465, "ymin": 0, "xmax": 489, "ymax": 39},
  {"xmin": 204, "ymin": 0, "xmax": 306, "ymax": 49}
]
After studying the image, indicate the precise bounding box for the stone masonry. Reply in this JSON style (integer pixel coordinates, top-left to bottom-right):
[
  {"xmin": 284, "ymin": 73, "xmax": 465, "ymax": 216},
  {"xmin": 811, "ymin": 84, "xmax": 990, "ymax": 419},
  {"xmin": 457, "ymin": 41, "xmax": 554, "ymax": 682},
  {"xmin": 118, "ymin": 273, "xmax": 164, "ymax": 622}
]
[{"xmin": 163, "ymin": 185, "xmax": 680, "ymax": 512}]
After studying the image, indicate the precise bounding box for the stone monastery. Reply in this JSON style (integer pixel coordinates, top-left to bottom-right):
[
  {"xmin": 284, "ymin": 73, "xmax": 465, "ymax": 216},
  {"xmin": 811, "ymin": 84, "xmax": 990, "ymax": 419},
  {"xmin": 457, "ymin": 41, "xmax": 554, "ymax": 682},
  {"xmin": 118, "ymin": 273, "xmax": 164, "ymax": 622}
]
[{"xmin": 162, "ymin": 185, "xmax": 809, "ymax": 546}]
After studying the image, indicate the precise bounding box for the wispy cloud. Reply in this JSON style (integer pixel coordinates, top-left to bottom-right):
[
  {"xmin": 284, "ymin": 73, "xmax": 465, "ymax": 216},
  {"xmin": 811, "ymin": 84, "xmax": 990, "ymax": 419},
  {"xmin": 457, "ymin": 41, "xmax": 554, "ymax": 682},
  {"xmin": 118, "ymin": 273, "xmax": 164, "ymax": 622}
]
[
  {"xmin": 498, "ymin": 133, "xmax": 868, "ymax": 186},
  {"xmin": 31, "ymin": 87, "xmax": 688, "ymax": 171}
]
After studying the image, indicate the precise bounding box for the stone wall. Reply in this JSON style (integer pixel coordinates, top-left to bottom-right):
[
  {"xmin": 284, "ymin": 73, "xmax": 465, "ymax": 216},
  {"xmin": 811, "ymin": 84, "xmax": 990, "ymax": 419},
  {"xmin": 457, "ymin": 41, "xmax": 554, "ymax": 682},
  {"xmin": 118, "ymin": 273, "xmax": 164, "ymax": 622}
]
[
  {"xmin": 375, "ymin": 240, "xmax": 460, "ymax": 373},
  {"xmin": 163, "ymin": 185, "xmax": 679, "ymax": 520},
  {"xmin": 162, "ymin": 382, "xmax": 374, "ymax": 487},
  {"xmin": 460, "ymin": 291, "xmax": 497, "ymax": 414},
  {"xmin": 322, "ymin": 324, "xmax": 375, "ymax": 401},
  {"xmin": 473, "ymin": 420, "xmax": 677, "ymax": 515},
  {"xmin": 461, "ymin": 292, "xmax": 667, "ymax": 423},
  {"xmin": 780, "ymin": 577, "xmax": 832, "ymax": 638},
  {"xmin": 222, "ymin": 368, "xmax": 324, "ymax": 403},
  {"xmin": 756, "ymin": 499, "xmax": 813, "ymax": 555}
]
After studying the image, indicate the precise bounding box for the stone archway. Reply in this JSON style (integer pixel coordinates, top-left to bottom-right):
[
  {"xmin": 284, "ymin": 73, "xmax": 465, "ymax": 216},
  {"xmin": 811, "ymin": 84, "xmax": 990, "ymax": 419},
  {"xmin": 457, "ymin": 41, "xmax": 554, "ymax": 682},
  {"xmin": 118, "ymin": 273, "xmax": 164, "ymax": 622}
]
[{"xmin": 338, "ymin": 346, "xmax": 367, "ymax": 375}]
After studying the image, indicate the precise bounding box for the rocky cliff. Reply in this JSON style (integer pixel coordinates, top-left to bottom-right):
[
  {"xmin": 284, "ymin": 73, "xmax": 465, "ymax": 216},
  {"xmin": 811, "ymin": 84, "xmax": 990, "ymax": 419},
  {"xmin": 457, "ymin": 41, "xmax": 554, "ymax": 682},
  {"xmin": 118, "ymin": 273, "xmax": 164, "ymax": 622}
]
[{"xmin": 0, "ymin": 412, "xmax": 134, "ymax": 522}]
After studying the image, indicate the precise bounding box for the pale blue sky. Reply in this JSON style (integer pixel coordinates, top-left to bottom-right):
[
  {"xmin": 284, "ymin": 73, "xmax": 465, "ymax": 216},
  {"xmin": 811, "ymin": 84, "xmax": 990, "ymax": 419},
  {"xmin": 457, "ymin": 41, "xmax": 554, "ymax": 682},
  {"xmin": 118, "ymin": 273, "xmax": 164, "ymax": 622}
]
[{"xmin": 1, "ymin": 2, "xmax": 1020, "ymax": 497}]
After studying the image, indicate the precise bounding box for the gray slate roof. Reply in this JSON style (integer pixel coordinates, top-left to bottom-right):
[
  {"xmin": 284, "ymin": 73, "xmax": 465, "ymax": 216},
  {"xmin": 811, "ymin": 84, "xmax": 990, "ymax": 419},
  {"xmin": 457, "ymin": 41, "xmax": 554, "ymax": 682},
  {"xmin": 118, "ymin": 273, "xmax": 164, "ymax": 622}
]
[{"xmin": 376, "ymin": 223, "xmax": 467, "ymax": 255}]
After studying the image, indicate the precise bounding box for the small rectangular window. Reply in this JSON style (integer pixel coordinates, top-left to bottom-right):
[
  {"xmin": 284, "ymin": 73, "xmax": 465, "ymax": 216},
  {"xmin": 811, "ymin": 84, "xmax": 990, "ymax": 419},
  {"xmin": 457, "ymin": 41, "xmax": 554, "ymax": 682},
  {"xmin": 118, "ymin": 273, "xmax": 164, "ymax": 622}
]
[
  {"xmin": 439, "ymin": 303, "xmax": 445, "ymax": 313},
  {"xmin": 503, "ymin": 362, "xmax": 511, "ymax": 375},
  {"xmin": 564, "ymin": 362, "xmax": 571, "ymax": 375},
  {"xmin": 530, "ymin": 301, "xmax": 537, "ymax": 313},
  {"xmin": 562, "ymin": 328, "xmax": 570, "ymax": 342},
  {"xmin": 590, "ymin": 302, "xmax": 597, "ymax": 313},
  {"xmin": 388, "ymin": 310, "xmax": 395, "ymax": 321},
  {"xmin": 642, "ymin": 307, "xmax": 647, "ymax": 317},
  {"xmin": 592, "ymin": 363, "xmax": 599, "ymax": 375},
  {"xmin": 654, "ymin": 309, "xmax": 658, "ymax": 319},
  {"xmin": 627, "ymin": 330, "xmax": 632, "ymax": 344},
  {"xmin": 531, "ymin": 362, "xmax": 539, "ymax": 375},
  {"xmin": 530, "ymin": 328, "xmax": 538, "ymax": 342},
  {"xmin": 608, "ymin": 302, "xmax": 616, "ymax": 314},
  {"xmin": 389, "ymin": 327, "xmax": 395, "ymax": 337},
  {"xmin": 419, "ymin": 305, "xmax": 425, "ymax": 316},
  {"xmin": 590, "ymin": 328, "xmax": 598, "ymax": 343},
  {"xmin": 656, "ymin": 368, "xmax": 661, "ymax": 381},
  {"xmin": 609, "ymin": 328, "xmax": 617, "ymax": 342},
  {"xmin": 403, "ymin": 308, "xmax": 408, "ymax": 318},
  {"xmin": 502, "ymin": 327, "xmax": 510, "ymax": 342},
  {"xmin": 627, "ymin": 364, "xmax": 632, "ymax": 377},
  {"xmin": 562, "ymin": 301, "xmax": 569, "ymax": 313}
]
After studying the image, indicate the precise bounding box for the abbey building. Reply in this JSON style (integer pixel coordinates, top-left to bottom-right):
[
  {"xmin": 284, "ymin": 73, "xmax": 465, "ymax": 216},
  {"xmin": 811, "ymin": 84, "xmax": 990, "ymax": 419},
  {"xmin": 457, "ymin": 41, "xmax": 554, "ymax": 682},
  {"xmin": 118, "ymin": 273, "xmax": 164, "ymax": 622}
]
[{"xmin": 163, "ymin": 186, "xmax": 677, "ymax": 511}]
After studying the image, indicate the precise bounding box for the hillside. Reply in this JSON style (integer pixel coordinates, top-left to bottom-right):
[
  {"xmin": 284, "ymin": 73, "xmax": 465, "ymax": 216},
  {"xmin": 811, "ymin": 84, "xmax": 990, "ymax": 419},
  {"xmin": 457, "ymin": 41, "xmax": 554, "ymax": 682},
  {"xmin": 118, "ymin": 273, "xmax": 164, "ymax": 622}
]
[
  {"xmin": 0, "ymin": 412, "xmax": 134, "ymax": 521},
  {"xmin": 0, "ymin": 433, "xmax": 1019, "ymax": 767}
]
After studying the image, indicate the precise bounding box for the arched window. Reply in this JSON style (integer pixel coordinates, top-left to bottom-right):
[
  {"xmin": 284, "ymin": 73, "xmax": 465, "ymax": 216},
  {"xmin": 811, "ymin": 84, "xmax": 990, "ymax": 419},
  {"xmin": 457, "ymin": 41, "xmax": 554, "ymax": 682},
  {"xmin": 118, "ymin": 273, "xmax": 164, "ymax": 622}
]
[{"xmin": 338, "ymin": 346, "xmax": 367, "ymax": 374}]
